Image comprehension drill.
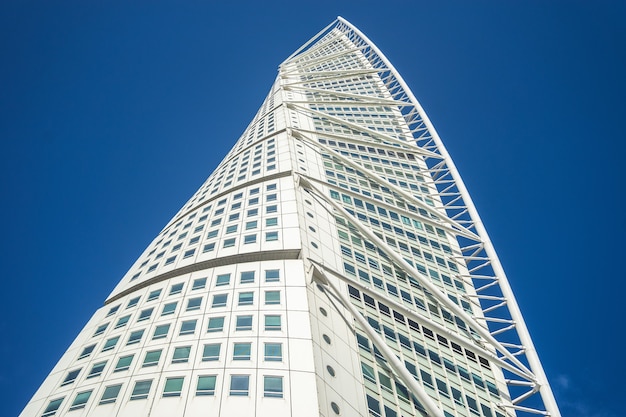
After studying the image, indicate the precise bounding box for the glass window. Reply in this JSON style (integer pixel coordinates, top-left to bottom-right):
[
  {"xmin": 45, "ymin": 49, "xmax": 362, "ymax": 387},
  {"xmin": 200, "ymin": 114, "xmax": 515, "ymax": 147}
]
[
  {"xmin": 236, "ymin": 315, "xmax": 253, "ymax": 331},
  {"xmin": 127, "ymin": 330, "xmax": 144, "ymax": 345},
  {"xmin": 163, "ymin": 377, "xmax": 184, "ymax": 397},
  {"xmin": 42, "ymin": 398, "xmax": 64, "ymax": 417},
  {"xmin": 264, "ymin": 315, "xmax": 281, "ymax": 331},
  {"xmin": 233, "ymin": 343, "xmax": 251, "ymax": 360},
  {"xmin": 215, "ymin": 273, "xmax": 230, "ymax": 286},
  {"xmin": 192, "ymin": 277, "xmax": 207, "ymax": 290},
  {"xmin": 245, "ymin": 221, "xmax": 257, "ymax": 230},
  {"xmin": 180, "ymin": 320, "xmax": 197, "ymax": 335},
  {"xmin": 102, "ymin": 336, "xmax": 119, "ymax": 352},
  {"xmin": 266, "ymin": 217, "xmax": 278, "ymax": 226},
  {"xmin": 130, "ymin": 380, "xmax": 152, "ymax": 400},
  {"xmin": 212, "ymin": 294, "xmax": 228, "ymax": 307},
  {"xmin": 207, "ymin": 317, "xmax": 224, "ymax": 332},
  {"xmin": 172, "ymin": 346, "xmax": 191, "ymax": 363},
  {"xmin": 202, "ymin": 343, "xmax": 221, "ymax": 361},
  {"xmin": 223, "ymin": 238, "xmax": 236, "ymax": 248},
  {"xmin": 142, "ymin": 350, "xmax": 162, "ymax": 367},
  {"xmin": 99, "ymin": 384, "xmax": 122, "ymax": 405},
  {"xmin": 264, "ymin": 376, "xmax": 283, "ymax": 398},
  {"xmin": 226, "ymin": 225, "xmax": 238, "ymax": 234},
  {"xmin": 197, "ymin": 375, "xmax": 217, "ymax": 396},
  {"xmin": 266, "ymin": 205, "xmax": 277, "ymax": 213},
  {"xmin": 93, "ymin": 323, "xmax": 108, "ymax": 337},
  {"xmin": 265, "ymin": 269, "xmax": 280, "ymax": 282},
  {"xmin": 147, "ymin": 289, "xmax": 162, "ymax": 301},
  {"xmin": 238, "ymin": 291, "xmax": 254, "ymax": 306},
  {"xmin": 170, "ymin": 283, "xmax": 184, "ymax": 295},
  {"xmin": 229, "ymin": 375, "xmax": 249, "ymax": 396},
  {"xmin": 265, "ymin": 291, "xmax": 280, "ymax": 305},
  {"xmin": 114, "ymin": 355, "xmax": 133, "ymax": 372},
  {"xmin": 244, "ymin": 234, "xmax": 257, "ymax": 244},
  {"xmin": 240, "ymin": 271, "xmax": 255, "ymax": 283},
  {"xmin": 127, "ymin": 297, "xmax": 140, "ymax": 309},
  {"xmin": 106, "ymin": 305, "xmax": 119, "ymax": 317},
  {"xmin": 69, "ymin": 390, "xmax": 92, "ymax": 410},
  {"xmin": 115, "ymin": 315, "xmax": 130, "ymax": 328},
  {"xmin": 264, "ymin": 343, "xmax": 282, "ymax": 361},
  {"xmin": 61, "ymin": 369, "xmax": 81, "ymax": 386},
  {"xmin": 265, "ymin": 231, "xmax": 279, "ymax": 241},
  {"xmin": 87, "ymin": 361, "xmax": 106, "ymax": 378},
  {"xmin": 138, "ymin": 307, "xmax": 153, "ymax": 322},
  {"xmin": 187, "ymin": 297, "xmax": 202, "ymax": 311},
  {"xmin": 153, "ymin": 324, "xmax": 170, "ymax": 339}
]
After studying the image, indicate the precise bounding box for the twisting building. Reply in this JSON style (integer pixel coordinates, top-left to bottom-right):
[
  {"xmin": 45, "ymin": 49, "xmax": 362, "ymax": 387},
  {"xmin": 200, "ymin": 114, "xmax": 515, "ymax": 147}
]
[{"xmin": 20, "ymin": 17, "xmax": 560, "ymax": 417}]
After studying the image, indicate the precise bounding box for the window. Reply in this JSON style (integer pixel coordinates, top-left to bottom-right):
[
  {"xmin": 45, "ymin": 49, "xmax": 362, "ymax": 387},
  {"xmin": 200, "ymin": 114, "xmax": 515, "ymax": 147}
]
[
  {"xmin": 240, "ymin": 271, "xmax": 255, "ymax": 283},
  {"xmin": 203, "ymin": 243, "xmax": 215, "ymax": 252},
  {"xmin": 138, "ymin": 307, "xmax": 154, "ymax": 322},
  {"xmin": 238, "ymin": 291, "xmax": 254, "ymax": 306},
  {"xmin": 266, "ymin": 217, "xmax": 278, "ymax": 226},
  {"xmin": 142, "ymin": 350, "xmax": 162, "ymax": 367},
  {"xmin": 172, "ymin": 346, "xmax": 191, "ymax": 363},
  {"xmin": 244, "ymin": 234, "xmax": 257, "ymax": 244},
  {"xmin": 264, "ymin": 343, "xmax": 282, "ymax": 361},
  {"xmin": 212, "ymin": 294, "xmax": 228, "ymax": 307},
  {"xmin": 114, "ymin": 355, "xmax": 133, "ymax": 372},
  {"xmin": 153, "ymin": 324, "xmax": 170, "ymax": 339},
  {"xmin": 87, "ymin": 361, "xmax": 106, "ymax": 378},
  {"xmin": 265, "ymin": 315, "xmax": 281, "ymax": 331},
  {"xmin": 127, "ymin": 297, "xmax": 140, "ymax": 308},
  {"xmin": 230, "ymin": 375, "xmax": 249, "ymax": 396},
  {"xmin": 61, "ymin": 369, "xmax": 81, "ymax": 386},
  {"xmin": 207, "ymin": 316, "xmax": 225, "ymax": 332},
  {"xmin": 130, "ymin": 380, "xmax": 152, "ymax": 400},
  {"xmin": 187, "ymin": 297, "xmax": 202, "ymax": 311},
  {"xmin": 163, "ymin": 377, "xmax": 184, "ymax": 397},
  {"xmin": 99, "ymin": 384, "xmax": 122, "ymax": 405},
  {"xmin": 197, "ymin": 375, "xmax": 217, "ymax": 396},
  {"xmin": 247, "ymin": 208, "xmax": 258, "ymax": 217},
  {"xmin": 106, "ymin": 305, "xmax": 119, "ymax": 317},
  {"xmin": 192, "ymin": 277, "xmax": 207, "ymax": 290},
  {"xmin": 127, "ymin": 330, "xmax": 144, "ymax": 345},
  {"xmin": 245, "ymin": 221, "xmax": 257, "ymax": 230},
  {"xmin": 102, "ymin": 336, "xmax": 119, "ymax": 352},
  {"xmin": 215, "ymin": 273, "xmax": 230, "ymax": 286},
  {"xmin": 266, "ymin": 205, "xmax": 277, "ymax": 213},
  {"xmin": 265, "ymin": 269, "xmax": 280, "ymax": 282},
  {"xmin": 223, "ymin": 238, "xmax": 236, "ymax": 248},
  {"xmin": 264, "ymin": 376, "xmax": 283, "ymax": 398},
  {"xmin": 69, "ymin": 390, "xmax": 92, "ymax": 411},
  {"xmin": 93, "ymin": 323, "xmax": 108, "ymax": 337},
  {"xmin": 226, "ymin": 225, "xmax": 238, "ymax": 234},
  {"xmin": 170, "ymin": 283, "xmax": 184, "ymax": 295},
  {"xmin": 236, "ymin": 315, "xmax": 253, "ymax": 331},
  {"xmin": 265, "ymin": 231, "xmax": 279, "ymax": 241},
  {"xmin": 42, "ymin": 398, "xmax": 64, "ymax": 417},
  {"xmin": 233, "ymin": 343, "xmax": 251, "ymax": 360},
  {"xmin": 265, "ymin": 291, "xmax": 280, "ymax": 305},
  {"xmin": 162, "ymin": 302, "xmax": 177, "ymax": 316},
  {"xmin": 147, "ymin": 289, "xmax": 162, "ymax": 301},
  {"xmin": 202, "ymin": 343, "xmax": 221, "ymax": 361},
  {"xmin": 183, "ymin": 249, "xmax": 195, "ymax": 259},
  {"xmin": 115, "ymin": 315, "xmax": 130, "ymax": 328},
  {"xmin": 180, "ymin": 320, "xmax": 197, "ymax": 335}
]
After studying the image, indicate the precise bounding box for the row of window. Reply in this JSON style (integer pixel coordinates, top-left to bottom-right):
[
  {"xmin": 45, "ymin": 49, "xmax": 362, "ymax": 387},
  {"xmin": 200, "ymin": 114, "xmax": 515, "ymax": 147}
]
[{"xmin": 44, "ymin": 374, "xmax": 284, "ymax": 416}]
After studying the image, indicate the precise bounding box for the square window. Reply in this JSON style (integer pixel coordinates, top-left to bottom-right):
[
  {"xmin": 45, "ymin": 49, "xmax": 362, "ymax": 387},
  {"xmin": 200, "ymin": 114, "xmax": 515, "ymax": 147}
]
[
  {"xmin": 266, "ymin": 217, "xmax": 278, "ymax": 226},
  {"xmin": 143, "ymin": 350, "xmax": 162, "ymax": 367},
  {"xmin": 61, "ymin": 369, "xmax": 81, "ymax": 386},
  {"xmin": 207, "ymin": 317, "xmax": 225, "ymax": 332},
  {"xmin": 267, "ymin": 183, "xmax": 277, "ymax": 191},
  {"xmin": 215, "ymin": 273, "xmax": 230, "ymax": 286},
  {"xmin": 238, "ymin": 291, "xmax": 254, "ymax": 306},
  {"xmin": 228, "ymin": 213, "xmax": 240, "ymax": 222},
  {"xmin": 170, "ymin": 283, "xmax": 184, "ymax": 295},
  {"xmin": 202, "ymin": 343, "xmax": 221, "ymax": 361},
  {"xmin": 245, "ymin": 220, "xmax": 257, "ymax": 230},
  {"xmin": 102, "ymin": 336, "xmax": 119, "ymax": 352},
  {"xmin": 244, "ymin": 234, "xmax": 257, "ymax": 244},
  {"xmin": 172, "ymin": 346, "xmax": 191, "ymax": 363},
  {"xmin": 127, "ymin": 297, "xmax": 140, "ymax": 309},
  {"xmin": 42, "ymin": 398, "xmax": 64, "ymax": 417},
  {"xmin": 249, "ymin": 197, "xmax": 259, "ymax": 205},
  {"xmin": 266, "ymin": 205, "xmax": 277, "ymax": 214},
  {"xmin": 114, "ymin": 355, "xmax": 133, "ymax": 372},
  {"xmin": 264, "ymin": 376, "xmax": 283, "ymax": 398},
  {"xmin": 265, "ymin": 269, "xmax": 280, "ymax": 282},
  {"xmin": 165, "ymin": 255, "xmax": 176, "ymax": 265},
  {"xmin": 180, "ymin": 320, "xmax": 197, "ymax": 335},
  {"xmin": 197, "ymin": 375, "xmax": 216, "ymax": 396},
  {"xmin": 266, "ymin": 193, "xmax": 277, "ymax": 202},
  {"xmin": 130, "ymin": 380, "xmax": 152, "ymax": 400},
  {"xmin": 93, "ymin": 323, "xmax": 108, "ymax": 337},
  {"xmin": 264, "ymin": 343, "xmax": 282, "ymax": 361},
  {"xmin": 236, "ymin": 315, "xmax": 253, "ymax": 331},
  {"xmin": 247, "ymin": 208, "xmax": 258, "ymax": 217},
  {"xmin": 240, "ymin": 271, "xmax": 255, "ymax": 283},
  {"xmin": 99, "ymin": 384, "xmax": 122, "ymax": 405},
  {"xmin": 147, "ymin": 289, "xmax": 162, "ymax": 301},
  {"xmin": 203, "ymin": 243, "xmax": 215, "ymax": 252},
  {"xmin": 265, "ymin": 231, "xmax": 279, "ymax": 241},
  {"xmin": 127, "ymin": 330, "xmax": 144, "ymax": 345},
  {"xmin": 230, "ymin": 375, "xmax": 249, "ymax": 396},
  {"xmin": 162, "ymin": 302, "xmax": 177, "ymax": 316},
  {"xmin": 265, "ymin": 291, "xmax": 280, "ymax": 305},
  {"xmin": 106, "ymin": 305, "xmax": 119, "ymax": 317},
  {"xmin": 212, "ymin": 294, "xmax": 228, "ymax": 308},
  {"xmin": 265, "ymin": 315, "xmax": 281, "ymax": 331},
  {"xmin": 153, "ymin": 323, "xmax": 170, "ymax": 339},
  {"xmin": 192, "ymin": 277, "xmax": 207, "ymax": 290},
  {"xmin": 226, "ymin": 225, "xmax": 238, "ymax": 234},
  {"xmin": 87, "ymin": 361, "xmax": 106, "ymax": 378},
  {"xmin": 183, "ymin": 249, "xmax": 196, "ymax": 259},
  {"xmin": 187, "ymin": 297, "xmax": 202, "ymax": 311},
  {"xmin": 207, "ymin": 230, "xmax": 219, "ymax": 239},
  {"xmin": 223, "ymin": 238, "xmax": 236, "ymax": 248},
  {"xmin": 138, "ymin": 307, "xmax": 154, "ymax": 322},
  {"xmin": 233, "ymin": 343, "xmax": 251, "ymax": 360},
  {"xmin": 69, "ymin": 390, "xmax": 92, "ymax": 410},
  {"xmin": 163, "ymin": 377, "xmax": 184, "ymax": 397}
]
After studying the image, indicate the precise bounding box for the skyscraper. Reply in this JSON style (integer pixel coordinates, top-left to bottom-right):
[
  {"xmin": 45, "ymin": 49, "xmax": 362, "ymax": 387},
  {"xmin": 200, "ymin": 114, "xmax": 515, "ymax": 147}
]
[{"xmin": 20, "ymin": 16, "xmax": 560, "ymax": 417}]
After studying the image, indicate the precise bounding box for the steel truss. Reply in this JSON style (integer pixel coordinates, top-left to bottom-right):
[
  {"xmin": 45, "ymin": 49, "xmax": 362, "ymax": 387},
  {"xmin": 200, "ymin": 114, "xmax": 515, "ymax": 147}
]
[{"xmin": 281, "ymin": 17, "xmax": 560, "ymax": 417}]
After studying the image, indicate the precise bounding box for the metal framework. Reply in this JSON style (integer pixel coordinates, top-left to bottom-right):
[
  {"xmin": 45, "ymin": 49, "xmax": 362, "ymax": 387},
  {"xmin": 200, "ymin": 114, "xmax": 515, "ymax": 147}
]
[{"xmin": 281, "ymin": 17, "xmax": 560, "ymax": 417}]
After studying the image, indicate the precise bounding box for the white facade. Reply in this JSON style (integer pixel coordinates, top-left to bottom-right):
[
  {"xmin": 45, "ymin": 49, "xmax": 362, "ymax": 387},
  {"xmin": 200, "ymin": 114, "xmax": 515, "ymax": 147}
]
[{"xmin": 20, "ymin": 17, "xmax": 560, "ymax": 417}]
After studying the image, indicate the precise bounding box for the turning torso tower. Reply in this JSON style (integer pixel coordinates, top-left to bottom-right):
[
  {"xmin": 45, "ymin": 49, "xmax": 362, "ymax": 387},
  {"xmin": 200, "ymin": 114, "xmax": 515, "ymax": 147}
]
[{"xmin": 21, "ymin": 17, "xmax": 560, "ymax": 417}]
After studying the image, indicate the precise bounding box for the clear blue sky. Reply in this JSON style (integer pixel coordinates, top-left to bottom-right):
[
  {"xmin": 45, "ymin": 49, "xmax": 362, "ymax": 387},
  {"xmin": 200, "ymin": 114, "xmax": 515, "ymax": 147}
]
[{"xmin": 1, "ymin": 1, "xmax": 624, "ymax": 416}]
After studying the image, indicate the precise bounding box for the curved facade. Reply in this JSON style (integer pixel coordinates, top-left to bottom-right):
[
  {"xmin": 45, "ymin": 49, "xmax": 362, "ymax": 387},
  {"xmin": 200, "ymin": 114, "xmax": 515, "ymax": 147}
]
[{"xmin": 20, "ymin": 18, "xmax": 560, "ymax": 417}]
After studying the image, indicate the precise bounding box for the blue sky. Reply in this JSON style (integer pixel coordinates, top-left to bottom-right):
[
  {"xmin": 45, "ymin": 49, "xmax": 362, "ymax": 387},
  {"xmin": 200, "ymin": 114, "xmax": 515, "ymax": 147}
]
[{"xmin": 1, "ymin": 1, "xmax": 624, "ymax": 416}]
